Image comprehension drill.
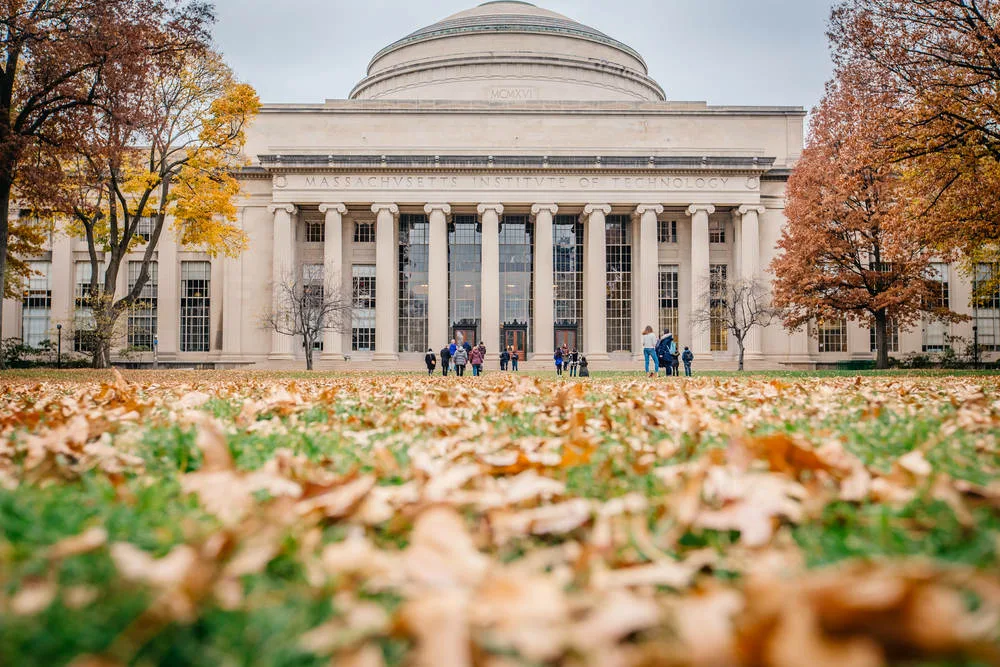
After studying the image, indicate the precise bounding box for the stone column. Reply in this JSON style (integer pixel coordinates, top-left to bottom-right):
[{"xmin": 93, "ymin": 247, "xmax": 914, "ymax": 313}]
[
  {"xmin": 221, "ymin": 213, "xmax": 244, "ymax": 360},
  {"xmin": 425, "ymin": 203, "xmax": 451, "ymax": 352},
  {"xmin": 268, "ymin": 203, "xmax": 297, "ymax": 360},
  {"xmin": 371, "ymin": 203, "xmax": 399, "ymax": 361},
  {"xmin": 157, "ymin": 222, "xmax": 179, "ymax": 359},
  {"xmin": 738, "ymin": 205, "xmax": 765, "ymax": 360},
  {"xmin": 687, "ymin": 204, "xmax": 715, "ymax": 357},
  {"xmin": 478, "ymin": 203, "xmax": 503, "ymax": 355},
  {"xmin": 584, "ymin": 204, "xmax": 611, "ymax": 360},
  {"xmin": 636, "ymin": 204, "xmax": 663, "ymax": 340},
  {"xmin": 531, "ymin": 203, "xmax": 557, "ymax": 359},
  {"xmin": 320, "ymin": 203, "xmax": 347, "ymax": 360},
  {"xmin": 50, "ymin": 231, "xmax": 73, "ymax": 329}
]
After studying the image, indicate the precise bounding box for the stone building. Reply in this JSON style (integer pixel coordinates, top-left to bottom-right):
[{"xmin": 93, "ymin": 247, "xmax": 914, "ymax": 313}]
[{"xmin": 4, "ymin": 1, "xmax": 997, "ymax": 368}]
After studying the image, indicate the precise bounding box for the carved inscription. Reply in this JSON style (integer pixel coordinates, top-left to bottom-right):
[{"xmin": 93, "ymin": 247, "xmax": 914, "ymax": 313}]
[
  {"xmin": 488, "ymin": 87, "xmax": 536, "ymax": 100},
  {"xmin": 285, "ymin": 174, "xmax": 755, "ymax": 191}
]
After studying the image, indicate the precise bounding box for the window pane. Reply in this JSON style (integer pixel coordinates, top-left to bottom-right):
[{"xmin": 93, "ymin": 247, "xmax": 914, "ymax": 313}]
[
  {"xmin": 127, "ymin": 261, "xmax": 158, "ymax": 350},
  {"xmin": 352, "ymin": 265, "xmax": 376, "ymax": 351},
  {"xmin": 553, "ymin": 215, "xmax": 584, "ymax": 351},
  {"xmin": 449, "ymin": 215, "xmax": 481, "ymax": 340},
  {"xmin": 398, "ymin": 214, "xmax": 429, "ymax": 352},
  {"xmin": 180, "ymin": 261, "xmax": 210, "ymax": 352},
  {"xmin": 500, "ymin": 215, "xmax": 533, "ymax": 353},
  {"xmin": 658, "ymin": 265, "xmax": 679, "ymax": 336},
  {"xmin": 606, "ymin": 215, "xmax": 632, "ymax": 353},
  {"xmin": 22, "ymin": 261, "xmax": 51, "ymax": 347},
  {"xmin": 710, "ymin": 264, "xmax": 728, "ymax": 351}
]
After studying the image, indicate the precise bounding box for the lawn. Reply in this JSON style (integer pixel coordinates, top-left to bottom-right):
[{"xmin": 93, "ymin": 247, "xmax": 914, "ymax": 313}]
[{"xmin": 1, "ymin": 370, "xmax": 998, "ymax": 666}]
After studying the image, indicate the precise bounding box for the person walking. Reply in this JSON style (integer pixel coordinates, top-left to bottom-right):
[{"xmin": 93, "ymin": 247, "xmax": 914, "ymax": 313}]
[
  {"xmin": 470, "ymin": 344, "xmax": 484, "ymax": 376},
  {"xmin": 568, "ymin": 347, "xmax": 579, "ymax": 377},
  {"xmin": 500, "ymin": 347, "xmax": 510, "ymax": 371},
  {"xmin": 554, "ymin": 347, "xmax": 564, "ymax": 375},
  {"xmin": 453, "ymin": 345, "xmax": 468, "ymax": 376},
  {"xmin": 682, "ymin": 346, "xmax": 694, "ymax": 376},
  {"xmin": 477, "ymin": 342, "xmax": 487, "ymax": 374},
  {"xmin": 424, "ymin": 348, "xmax": 437, "ymax": 376},
  {"xmin": 511, "ymin": 349, "xmax": 519, "ymax": 372},
  {"xmin": 449, "ymin": 339, "xmax": 458, "ymax": 357},
  {"xmin": 440, "ymin": 344, "xmax": 452, "ymax": 376},
  {"xmin": 642, "ymin": 325, "xmax": 659, "ymax": 377}
]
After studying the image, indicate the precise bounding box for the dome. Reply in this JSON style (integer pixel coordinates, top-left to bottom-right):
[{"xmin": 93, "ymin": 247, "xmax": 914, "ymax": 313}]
[{"xmin": 350, "ymin": 1, "xmax": 665, "ymax": 102}]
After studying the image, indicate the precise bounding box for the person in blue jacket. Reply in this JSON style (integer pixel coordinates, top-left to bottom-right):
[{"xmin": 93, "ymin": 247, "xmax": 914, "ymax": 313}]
[
  {"xmin": 656, "ymin": 330, "xmax": 677, "ymax": 376},
  {"xmin": 681, "ymin": 346, "xmax": 694, "ymax": 376},
  {"xmin": 554, "ymin": 347, "xmax": 564, "ymax": 375}
]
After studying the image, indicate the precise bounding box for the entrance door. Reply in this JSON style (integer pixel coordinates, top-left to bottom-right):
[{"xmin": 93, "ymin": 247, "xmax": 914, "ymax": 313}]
[
  {"xmin": 453, "ymin": 326, "xmax": 477, "ymax": 347},
  {"xmin": 502, "ymin": 327, "xmax": 527, "ymax": 360},
  {"xmin": 554, "ymin": 327, "xmax": 578, "ymax": 352}
]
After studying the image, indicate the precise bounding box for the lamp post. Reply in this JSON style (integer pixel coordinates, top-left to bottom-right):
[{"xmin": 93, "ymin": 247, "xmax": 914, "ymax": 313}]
[{"xmin": 56, "ymin": 323, "xmax": 62, "ymax": 368}]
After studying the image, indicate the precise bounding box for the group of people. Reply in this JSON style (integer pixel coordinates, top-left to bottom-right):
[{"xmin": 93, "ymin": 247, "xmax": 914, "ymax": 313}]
[
  {"xmin": 426, "ymin": 340, "xmax": 523, "ymax": 376},
  {"xmin": 642, "ymin": 325, "xmax": 694, "ymax": 377},
  {"xmin": 553, "ymin": 346, "xmax": 589, "ymax": 376}
]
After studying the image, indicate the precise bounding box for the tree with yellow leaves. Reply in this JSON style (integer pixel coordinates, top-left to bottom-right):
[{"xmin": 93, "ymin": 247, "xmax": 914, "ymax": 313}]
[{"xmin": 33, "ymin": 50, "xmax": 259, "ymax": 367}]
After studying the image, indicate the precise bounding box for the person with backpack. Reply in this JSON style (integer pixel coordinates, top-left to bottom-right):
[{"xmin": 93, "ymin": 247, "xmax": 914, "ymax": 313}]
[
  {"xmin": 440, "ymin": 344, "xmax": 452, "ymax": 376},
  {"xmin": 424, "ymin": 348, "xmax": 437, "ymax": 376},
  {"xmin": 578, "ymin": 355, "xmax": 590, "ymax": 377},
  {"xmin": 452, "ymin": 345, "xmax": 468, "ymax": 376},
  {"xmin": 469, "ymin": 344, "xmax": 484, "ymax": 376},
  {"xmin": 554, "ymin": 347, "xmax": 564, "ymax": 375},
  {"xmin": 681, "ymin": 346, "xmax": 694, "ymax": 376},
  {"xmin": 500, "ymin": 347, "xmax": 510, "ymax": 371},
  {"xmin": 656, "ymin": 330, "xmax": 676, "ymax": 377},
  {"xmin": 511, "ymin": 349, "xmax": 519, "ymax": 372}
]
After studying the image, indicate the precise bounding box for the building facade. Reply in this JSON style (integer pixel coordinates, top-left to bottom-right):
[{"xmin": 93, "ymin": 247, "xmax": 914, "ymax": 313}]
[{"xmin": 4, "ymin": 1, "xmax": 998, "ymax": 368}]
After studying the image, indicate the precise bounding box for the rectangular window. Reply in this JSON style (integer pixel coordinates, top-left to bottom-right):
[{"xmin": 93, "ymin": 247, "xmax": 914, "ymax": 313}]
[
  {"xmin": 606, "ymin": 215, "xmax": 632, "ymax": 353},
  {"xmin": 180, "ymin": 261, "xmax": 210, "ymax": 352},
  {"xmin": 709, "ymin": 219, "xmax": 726, "ymax": 244},
  {"xmin": 354, "ymin": 222, "xmax": 375, "ymax": 244},
  {"xmin": 302, "ymin": 264, "xmax": 324, "ymax": 350},
  {"xmin": 136, "ymin": 215, "xmax": 155, "ymax": 243},
  {"xmin": 870, "ymin": 319, "xmax": 899, "ymax": 353},
  {"xmin": 352, "ymin": 265, "xmax": 375, "ymax": 351},
  {"xmin": 21, "ymin": 261, "xmax": 51, "ymax": 347},
  {"xmin": 975, "ymin": 263, "xmax": 1000, "ymax": 351},
  {"xmin": 74, "ymin": 261, "xmax": 97, "ymax": 352},
  {"xmin": 818, "ymin": 319, "xmax": 848, "ymax": 353},
  {"xmin": 305, "ymin": 221, "xmax": 325, "ymax": 243},
  {"xmin": 449, "ymin": 215, "xmax": 482, "ymax": 339},
  {"xmin": 500, "ymin": 215, "xmax": 533, "ymax": 352},
  {"xmin": 658, "ymin": 219, "xmax": 677, "ymax": 244},
  {"xmin": 658, "ymin": 265, "xmax": 679, "ymax": 337},
  {"xmin": 127, "ymin": 261, "xmax": 158, "ymax": 350},
  {"xmin": 553, "ymin": 215, "xmax": 583, "ymax": 350},
  {"xmin": 923, "ymin": 262, "xmax": 950, "ymax": 351},
  {"xmin": 398, "ymin": 214, "xmax": 429, "ymax": 353},
  {"xmin": 709, "ymin": 264, "xmax": 728, "ymax": 351}
]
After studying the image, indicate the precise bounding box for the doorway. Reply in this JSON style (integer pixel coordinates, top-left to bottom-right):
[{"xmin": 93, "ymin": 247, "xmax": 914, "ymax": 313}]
[
  {"xmin": 453, "ymin": 326, "xmax": 477, "ymax": 348},
  {"xmin": 554, "ymin": 327, "xmax": 578, "ymax": 353},
  {"xmin": 502, "ymin": 325, "xmax": 527, "ymax": 360}
]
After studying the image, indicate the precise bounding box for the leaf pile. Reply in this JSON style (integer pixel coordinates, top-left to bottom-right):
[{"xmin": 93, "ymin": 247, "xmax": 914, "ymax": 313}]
[{"xmin": 1, "ymin": 371, "xmax": 999, "ymax": 666}]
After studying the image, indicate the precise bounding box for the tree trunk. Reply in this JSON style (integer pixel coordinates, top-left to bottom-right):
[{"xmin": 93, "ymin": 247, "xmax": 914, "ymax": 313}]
[
  {"xmin": 0, "ymin": 174, "xmax": 12, "ymax": 369},
  {"xmin": 92, "ymin": 338, "xmax": 111, "ymax": 369},
  {"xmin": 875, "ymin": 309, "xmax": 890, "ymax": 370},
  {"xmin": 737, "ymin": 339, "xmax": 745, "ymax": 371},
  {"xmin": 304, "ymin": 337, "xmax": 313, "ymax": 371}
]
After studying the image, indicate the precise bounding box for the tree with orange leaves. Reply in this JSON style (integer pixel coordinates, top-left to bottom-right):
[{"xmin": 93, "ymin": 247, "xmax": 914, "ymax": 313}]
[
  {"xmin": 771, "ymin": 67, "xmax": 959, "ymax": 369},
  {"xmin": 830, "ymin": 0, "xmax": 1000, "ymax": 279}
]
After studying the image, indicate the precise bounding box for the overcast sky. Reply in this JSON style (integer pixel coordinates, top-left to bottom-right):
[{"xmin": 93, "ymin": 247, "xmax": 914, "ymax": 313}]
[{"xmin": 211, "ymin": 0, "xmax": 835, "ymax": 111}]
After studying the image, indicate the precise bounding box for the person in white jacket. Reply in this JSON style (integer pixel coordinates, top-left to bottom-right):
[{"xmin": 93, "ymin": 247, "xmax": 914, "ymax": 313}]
[{"xmin": 642, "ymin": 325, "xmax": 659, "ymax": 376}]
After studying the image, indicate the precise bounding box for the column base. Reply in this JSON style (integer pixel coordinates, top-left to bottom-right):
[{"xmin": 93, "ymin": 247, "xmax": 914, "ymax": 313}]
[
  {"xmin": 744, "ymin": 351, "xmax": 765, "ymax": 361},
  {"xmin": 321, "ymin": 352, "xmax": 347, "ymax": 361},
  {"xmin": 371, "ymin": 352, "xmax": 399, "ymax": 362},
  {"xmin": 584, "ymin": 352, "xmax": 610, "ymax": 362},
  {"xmin": 268, "ymin": 353, "xmax": 295, "ymax": 361}
]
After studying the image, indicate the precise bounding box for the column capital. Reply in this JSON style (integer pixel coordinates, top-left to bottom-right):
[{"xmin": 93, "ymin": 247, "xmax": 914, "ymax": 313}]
[
  {"xmin": 583, "ymin": 204, "xmax": 612, "ymax": 217},
  {"xmin": 371, "ymin": 203, "xmax": 399, "ymax": 216},
  {"xmin": 268, "ymin": 203, "xmax": 297, "ymax": 216},
  {"xmin": 477, "ymin": 203, "xmax": 504, "ymax": 216},
  {"xmin": 737, "ymin": 205, "xmax": 766, "ymax": 216},
  {"xmin": 318, "ymin": 203, "xmax": 347, "ymax": 215},
  {"xmin": 423, "ymin": 203, "xmax": 452, "ymax": 216},
  {"xmin": 686, "ymin": 204, "xmax": 716, "ymax": 217},
  {"xmin": 530, "ymin": 203, "xmax": 559, "ymax": 216},
  {"xmin": 634, "ymin": 204, "xmax": 664, "ymax": 217}
]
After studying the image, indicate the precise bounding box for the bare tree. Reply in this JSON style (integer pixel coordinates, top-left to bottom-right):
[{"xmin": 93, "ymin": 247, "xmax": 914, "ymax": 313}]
[
  {"xmin": 691, "ymin": 276, "xmax": 778, "ymax": 371},
  {"xmin": 261, "ymin": 270, "xmax": 353, "ymax": 370}
]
